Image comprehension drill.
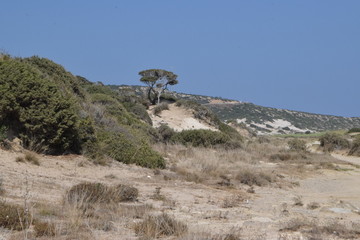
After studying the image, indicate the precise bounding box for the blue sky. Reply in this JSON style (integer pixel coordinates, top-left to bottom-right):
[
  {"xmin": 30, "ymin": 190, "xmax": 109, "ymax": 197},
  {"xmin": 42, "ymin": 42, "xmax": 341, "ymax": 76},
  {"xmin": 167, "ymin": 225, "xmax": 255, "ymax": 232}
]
[{"xmin": 1, "ymin": 1, "xmax": 359, "ymax": 117}]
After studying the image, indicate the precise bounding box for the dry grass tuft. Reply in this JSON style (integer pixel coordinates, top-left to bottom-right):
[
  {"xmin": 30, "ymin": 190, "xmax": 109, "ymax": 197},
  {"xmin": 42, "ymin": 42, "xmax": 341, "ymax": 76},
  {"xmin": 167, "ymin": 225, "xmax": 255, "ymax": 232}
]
[
  {"xmin": 292, "ymin": 196, "xmax": 303, "ymax": 206},
  {"xmin": 111, "ymin": 184, "xmax": 139, "ymax": 202},
  {"xmin": 33, "ymin": 220, "xmax": 56, "ymax": 237},
  {"xmin": 306, "ymin": 202, "xmax": 320, "ymax": 210},
  {"xmin": 15, "ymin": 156, "xmax": 25, "ymax": 163},
  {"xmin": 135, "ymin": 213, "xmax": 187, "ymax": 238},
  {"xmin": 221, "ymin": 194, "xmax": 245, "ymax": 208},
  {"xmin": 24, "ymin": 152, "xmax": 40, "ymax": 165},
  {"xmin": 15, "ymin": 152, "xmax": 40, "ymax": 165},
  {"xmin": 65, "ymin": 182, "xmax": 139, "ymax": 212},
  {"xmin": 0, "ymin": 201, "xmax": 28, "ymax": 231}
]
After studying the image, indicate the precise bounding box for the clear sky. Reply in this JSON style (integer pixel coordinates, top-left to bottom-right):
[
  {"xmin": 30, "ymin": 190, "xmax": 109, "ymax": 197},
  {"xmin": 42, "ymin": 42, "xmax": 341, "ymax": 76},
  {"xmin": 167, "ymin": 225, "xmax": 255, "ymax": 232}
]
[{"xmin": 1, "ymin": 1, "xmax": 359, "ymax": 117}]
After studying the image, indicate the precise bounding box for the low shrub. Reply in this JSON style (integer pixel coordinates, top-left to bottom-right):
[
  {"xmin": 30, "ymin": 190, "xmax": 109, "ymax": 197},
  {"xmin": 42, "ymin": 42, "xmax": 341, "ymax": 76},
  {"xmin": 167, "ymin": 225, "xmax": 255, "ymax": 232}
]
[
  {"xmin": 99, "ymin": 131, "xmax": 165, "ymax": 169},
  {"xmin": 153, "ymin": 102, "xmax": 169, "ymax": 115},
  {"xmin": 236, "ymin": 169, "xmax": 275, "ymax": 186},
  {"xmin": 349, "ymin": 136, "xmax": 360, "ymax": 156},
  {"xmin": 134, "ymin": 213, "xmax": 187, "ymax": 238},
  {"xmin": 0, "ymin": 201, "xmax": 28, "ymax": 231},
  {"xmin": 288, "ymin": 139, "xmax": 307, "ymax": 152},
  {"xmin": 66, "ymin": 182, "xmax": 139, "ymax": 209},
  {"xmin": 66, "ymin": 182, "xmax": 110, "ymax": 208},
  {"xmin": 319, "ymin": 133, "xmax": 350, "ymax": 152},
  {"xmin": 348, "ymin": 128, "xmax": 360, "ymax": 133},
  {"xmin": 157, "ymin": 124, "xmax": 176, "ymax": 142},
  {"xmin": 171, "ymin": 129, "xmax": 232, "ymax": 148}
]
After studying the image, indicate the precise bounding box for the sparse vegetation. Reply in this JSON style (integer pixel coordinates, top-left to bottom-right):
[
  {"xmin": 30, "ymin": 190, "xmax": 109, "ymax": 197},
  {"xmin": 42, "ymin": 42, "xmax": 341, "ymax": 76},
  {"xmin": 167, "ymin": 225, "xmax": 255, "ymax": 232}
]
[{"xmin": 280, "ymin": 218, "xmax": 360, "ymax": 239}]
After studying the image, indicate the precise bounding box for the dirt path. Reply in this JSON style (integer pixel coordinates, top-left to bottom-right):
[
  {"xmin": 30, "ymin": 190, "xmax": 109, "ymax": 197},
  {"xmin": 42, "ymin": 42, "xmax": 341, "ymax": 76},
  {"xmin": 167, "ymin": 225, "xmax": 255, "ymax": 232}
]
[{"xmin": 331, "ymin": 153, "xmax": 360, "ymax": 165}]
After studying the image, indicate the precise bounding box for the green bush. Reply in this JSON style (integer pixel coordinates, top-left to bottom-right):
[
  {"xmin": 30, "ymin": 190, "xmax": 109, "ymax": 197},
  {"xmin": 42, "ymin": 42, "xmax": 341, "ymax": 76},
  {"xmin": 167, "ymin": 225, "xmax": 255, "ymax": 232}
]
[
  {"xmin": 157, "ymin": 124, "xmax": 176, "ymax": 142},
  {"xmin": 348, "ymin": 128, "xmax": 360, "ymax": 133},
  {"xmin": 319, "ymin": 133, "xmax": 350, "ymax": 152},
  {"xmin": 24, "ymin": 56, "xmax": 84, "ymax": 98},
  {"xmin": 171, "ymin": 129, "xmax": 232, "ymax": 148},
  {"xmin": 99, "ymin": 131, "xmax": 165, "ymax": 168},
  {"xmin": 288, "ymin": 139, "xmax": 307, "ymax": 152},
  {"xmin": 0, "ymin": 59, "xmax": 82, "ymax": 154}
]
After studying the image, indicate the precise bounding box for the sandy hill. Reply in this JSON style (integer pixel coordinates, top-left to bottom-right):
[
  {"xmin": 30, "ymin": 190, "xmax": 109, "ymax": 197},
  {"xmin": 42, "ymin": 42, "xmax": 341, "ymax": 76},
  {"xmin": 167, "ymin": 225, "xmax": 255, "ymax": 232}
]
[{"xmin": 148, "ymin": 104, "xmax": 218, "ymax": 132}]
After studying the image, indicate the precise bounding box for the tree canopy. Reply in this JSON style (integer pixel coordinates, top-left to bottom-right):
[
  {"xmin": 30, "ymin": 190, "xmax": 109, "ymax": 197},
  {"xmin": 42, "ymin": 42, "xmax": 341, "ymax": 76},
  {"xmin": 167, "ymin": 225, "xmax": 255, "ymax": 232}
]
[{"xmin": 139, "ymin": 69, "xmax": 178, "ymax": 105}]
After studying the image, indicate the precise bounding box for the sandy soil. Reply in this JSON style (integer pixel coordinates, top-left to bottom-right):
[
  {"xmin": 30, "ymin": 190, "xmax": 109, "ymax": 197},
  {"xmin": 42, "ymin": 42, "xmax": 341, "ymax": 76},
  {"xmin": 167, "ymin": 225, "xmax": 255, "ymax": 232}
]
[
  {"xmin": 1, "ymin": 145, "xmax": 360, "ymax": 240},
  {"xmin": 149, "ymin": 104, "xmax": 218, "ymax": 132}
]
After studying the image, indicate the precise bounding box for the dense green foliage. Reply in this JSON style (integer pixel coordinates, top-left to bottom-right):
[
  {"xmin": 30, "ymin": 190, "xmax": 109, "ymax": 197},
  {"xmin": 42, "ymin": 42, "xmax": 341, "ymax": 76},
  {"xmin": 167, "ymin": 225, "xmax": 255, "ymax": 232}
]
[
  {"xmin": 0, "ymin": 55, "xmax": 165, "ymax": 168},
  {"xmin": 348, "ymin": 128, "xmax": 360, "ymax": 133},
  {"xmin": 0, "ymin": 59, "xmax": 82, "ymax": 153},
  {"xmin": 171, "ymin": 129, "xmax": 234, "ymax": 148}
]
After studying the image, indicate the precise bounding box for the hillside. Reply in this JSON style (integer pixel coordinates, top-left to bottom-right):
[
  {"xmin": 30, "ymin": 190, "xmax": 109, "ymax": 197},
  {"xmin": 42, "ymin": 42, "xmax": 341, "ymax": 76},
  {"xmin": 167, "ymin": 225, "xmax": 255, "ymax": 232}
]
[{"xmin": 111, "ymin": 85, "xmax": 360, "ymax": 134}]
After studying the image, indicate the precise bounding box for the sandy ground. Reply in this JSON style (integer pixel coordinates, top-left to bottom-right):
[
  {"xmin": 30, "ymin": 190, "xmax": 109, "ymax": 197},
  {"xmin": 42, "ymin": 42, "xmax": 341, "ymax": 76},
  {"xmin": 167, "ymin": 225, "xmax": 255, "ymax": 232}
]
[
  {"xmin": 0, "ymin": 146, "xmax": 360, "ymax": 239},
  {"xmin": 149, "ymin": 104, "xmax": 218, "ymax": 132}
]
